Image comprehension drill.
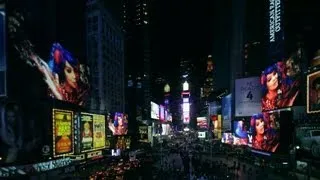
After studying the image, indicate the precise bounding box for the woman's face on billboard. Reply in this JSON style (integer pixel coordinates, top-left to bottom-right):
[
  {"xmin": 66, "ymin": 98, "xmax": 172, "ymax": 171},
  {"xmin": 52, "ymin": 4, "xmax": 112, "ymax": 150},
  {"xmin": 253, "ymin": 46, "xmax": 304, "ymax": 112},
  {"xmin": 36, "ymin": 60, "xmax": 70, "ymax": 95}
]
[
  {"xmin": 64, "ymin": 61, "xmax": 78, "ymax": 89},
  {"xmin": 266, "ymin": 71, "xmax": 279, "ymax": 91},
  {"xmin": 255, "ymin": 118, "xmax": 265, "ymax": 135}
]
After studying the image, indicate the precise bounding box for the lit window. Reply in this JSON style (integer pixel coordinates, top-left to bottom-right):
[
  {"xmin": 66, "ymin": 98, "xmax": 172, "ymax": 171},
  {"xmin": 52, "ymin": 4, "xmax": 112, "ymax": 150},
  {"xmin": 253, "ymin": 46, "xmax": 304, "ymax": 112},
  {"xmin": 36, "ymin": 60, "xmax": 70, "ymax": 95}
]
[
  {"xmin": 144, "ymin": 12, "xmax": 148, "ymax": 15},
  {"xmin": 143, "ymin": 20, "xmax": 148, "ymax": 24}
]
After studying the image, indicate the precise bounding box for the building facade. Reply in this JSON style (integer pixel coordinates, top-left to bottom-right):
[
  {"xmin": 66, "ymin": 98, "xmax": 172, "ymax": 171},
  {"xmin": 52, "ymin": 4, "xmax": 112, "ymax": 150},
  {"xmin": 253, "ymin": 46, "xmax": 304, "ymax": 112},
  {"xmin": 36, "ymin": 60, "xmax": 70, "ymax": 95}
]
[
  {"xmin": 122, "ymin": 0, "xmax": 151, "ymax": 123},
  {"xmin": 86, "ymin": 0, "xmax": 125, "ymax": 114}
]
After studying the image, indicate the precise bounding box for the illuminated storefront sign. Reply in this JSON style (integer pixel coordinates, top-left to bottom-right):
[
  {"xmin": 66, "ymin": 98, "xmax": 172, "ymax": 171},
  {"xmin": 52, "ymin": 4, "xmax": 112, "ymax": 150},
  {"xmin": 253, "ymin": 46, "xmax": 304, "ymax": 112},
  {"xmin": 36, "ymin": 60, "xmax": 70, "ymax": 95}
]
[{"xmin": 52, "ymin": 109, "xmax": 74, "ymax": 157}]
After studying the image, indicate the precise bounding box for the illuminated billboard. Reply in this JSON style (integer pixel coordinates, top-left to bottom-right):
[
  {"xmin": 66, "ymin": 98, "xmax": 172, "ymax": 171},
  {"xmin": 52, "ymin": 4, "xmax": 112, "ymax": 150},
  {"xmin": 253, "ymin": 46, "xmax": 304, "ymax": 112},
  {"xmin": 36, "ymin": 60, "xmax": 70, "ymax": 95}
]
[
  {"xmin": 52, "ymin": 109, "xmax": 74, "ymax": 157},
  {"xmin": 182, "ymin": 102, "xmax": 190, "ymax": 124},
  {"xmin": 150, "ymin": 102, "xmax": 159, "ymax": 120},
  {"xmin": 108, "ymin": 112, "xmax": 128, "ymax": 135},
  {"xmin": 159, "ymin": 105, "xmax": 165, "ymax": 121},
  {"xmin": 261, "ymin": 60, "xmax": 302, "ymax": 112},
  {"xmin": 250, "ymin": 112, "xmax": 280, "ymax": 153},
  {"xmin": 233, "ymin": 119, "xmax": 250, "ymax": 146},
  {"xmin": 197, "ymin": 117, "xmax": 208, "ymax": 129},
  {"xmin": 138, "ymin": 126, "xmax": 148, "ymax": 142},
  {"xmin": 7, "ymin": 0, "xmax": 89, "ymax": 107},
  {"xmin": 307, "ymin": 70, "xmax": 320, "ymax": 114},
  {"xmin": 78, "ymin": 113, "xmax": 106, "ymax": 152}
]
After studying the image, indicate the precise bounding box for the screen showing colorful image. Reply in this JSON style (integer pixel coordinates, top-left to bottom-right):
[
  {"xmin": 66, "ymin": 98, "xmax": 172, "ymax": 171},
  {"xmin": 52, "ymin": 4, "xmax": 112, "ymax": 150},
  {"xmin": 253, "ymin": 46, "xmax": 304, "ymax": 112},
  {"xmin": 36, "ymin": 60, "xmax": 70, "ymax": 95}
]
[
  {"xmin": 7, "ymin": 0, "xmax": 89, "ymax": 106},
  {"xmin": 161, "ymin": 124, "xmax": 171, "ymax": 135},
  {"xmin": 250, "ymin": 113, "xmax": 280, "ymax": 153},
  {"xmin": 151, "ymin": 102, "xmax": 159, "ymax": 119},
  {"xmin": 261, "ymin": 59, "xmax": 301, "ymax": 111},
  {"xmin": 307, "ymin": 70, "xmax": 320, "ymax": 113},
  {"xmin": 160, "ymin": 105, "xmax": 165, "ymax": 120},
  {"xmin": 108, "ymin": 112, "xmax": 128, "ymax": 135},
  {"xmin": 115, "ymin": 136, "xmax": 131, "ymax": 150},
  {"xmin": 80, "ymin": 113, "xmax": 93, "ymax": 152},
  {"xmin": 221, "ymin": 133, "xmax": 233, "ymax": 144},
  {"xmin": 197, "ymin": 117, "xmax": 208, "ymax": 129},
  {"xmin": 53, "ymin": 109, "xmax": 73, "ymax": 157},
  {"xmin": 233, "ymin": 120, "xmax": 249, "ymax": 146},
  {"xmin": 93, "ymin": 114, "xmax": 106, "ymax": 149}
]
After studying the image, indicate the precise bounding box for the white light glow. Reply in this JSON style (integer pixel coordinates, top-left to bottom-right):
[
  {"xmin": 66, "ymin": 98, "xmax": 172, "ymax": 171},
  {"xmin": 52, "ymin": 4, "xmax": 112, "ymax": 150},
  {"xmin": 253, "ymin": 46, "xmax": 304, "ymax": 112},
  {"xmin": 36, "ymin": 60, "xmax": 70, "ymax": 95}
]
[{"xmin": 183, "ymin": 81, "xmax": 189, "ymax": 91}]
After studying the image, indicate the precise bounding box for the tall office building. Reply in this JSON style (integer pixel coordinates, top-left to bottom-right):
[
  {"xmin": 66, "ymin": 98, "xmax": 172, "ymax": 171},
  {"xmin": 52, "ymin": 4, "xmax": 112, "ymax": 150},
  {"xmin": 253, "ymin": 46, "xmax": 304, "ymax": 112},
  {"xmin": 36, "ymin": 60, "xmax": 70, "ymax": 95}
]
[
  {"xmin": 122, "ymin": 0, "xmax": 151, "ymax": 122},
  {"xmin": 202, "ymin": 55, "xmax": 217, "ymax": 99},
  {"xmin": 86, "ymin": 0, "xmax": 125, "ymax": 114}
]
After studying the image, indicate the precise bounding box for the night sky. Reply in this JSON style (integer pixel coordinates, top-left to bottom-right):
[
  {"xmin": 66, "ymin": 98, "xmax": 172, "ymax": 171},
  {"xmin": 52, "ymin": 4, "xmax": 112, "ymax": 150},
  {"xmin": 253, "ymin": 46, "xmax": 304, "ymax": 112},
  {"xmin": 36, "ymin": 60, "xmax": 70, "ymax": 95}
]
[{"xmin": 151, "ymin": 0, "xmax": 214, "ymax": 79}]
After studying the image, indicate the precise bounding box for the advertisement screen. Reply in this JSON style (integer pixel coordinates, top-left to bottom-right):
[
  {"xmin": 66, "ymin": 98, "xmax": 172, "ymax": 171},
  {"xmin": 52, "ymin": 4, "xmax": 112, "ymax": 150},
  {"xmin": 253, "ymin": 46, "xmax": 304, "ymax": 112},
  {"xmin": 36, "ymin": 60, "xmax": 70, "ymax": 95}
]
[
  {"xmin": 161, "ymin": 124, "xmax": 171, "ymax": 135},
  {"xmin": 7, "ymin": 0, "xmax": 89, "ymax": 106},
  {"xmin": 221, "ymin": 133, "xmax": 233, "ymax": 145},
  {"xmin": 79, "ymin": 113, "xmax": 106, "ymax": 152},
  {"xmin": 115, "ymin": 136, "xmax": 131, "ymax": 150},
  {"xmin": 138, "ymin": 126, "xmax": 148, "ymax": 143},
  {"xmin": 261, "ymin": 60, "xmax": 302, "ymax": 112},
  {"xmin": 307, "ymin": 70, "xmax": 320, "ymax": 113},
  {"xmin": 53, "ymin": 109, "xmax": 73, "ymax": 157},
  {"xmin": 197, "ymin": 117, "xmax": 208, "ymax": 129},
  {"xmin": 159, "ymin": 105, "xmax": 165, "ymax": 121},
  {"xmin": 235, "ymin": 77, "xmax": 262, "ymax": 116},
  {"xmin": 150, "ymin": 102, "xmax": 159, "ymax": 120},
  {"xmin": 108, "ymin": 112, "xmax": 128, "ymax": 135},
  {"xmin": 295, "ymin": 125, "xmax": 320, "ymax": 159},
  {"xmin": 233, "ymin": 119, "xmax": 250, "ymax": 146},
  {"xmin": 250, "ymin": 112, "xmax": 280, "ymax": 153},
  {"xmin": 222, "ymin": 94, "xmax": 232, "ymax": 130}
]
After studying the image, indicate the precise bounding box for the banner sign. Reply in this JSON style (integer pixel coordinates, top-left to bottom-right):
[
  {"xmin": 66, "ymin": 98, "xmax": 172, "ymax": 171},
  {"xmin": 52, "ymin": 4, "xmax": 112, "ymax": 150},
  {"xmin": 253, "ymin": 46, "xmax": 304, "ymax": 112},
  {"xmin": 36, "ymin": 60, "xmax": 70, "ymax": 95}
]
[{"xmin": 235, "ymin": 77, "xmax": 261, "ymax": 117}]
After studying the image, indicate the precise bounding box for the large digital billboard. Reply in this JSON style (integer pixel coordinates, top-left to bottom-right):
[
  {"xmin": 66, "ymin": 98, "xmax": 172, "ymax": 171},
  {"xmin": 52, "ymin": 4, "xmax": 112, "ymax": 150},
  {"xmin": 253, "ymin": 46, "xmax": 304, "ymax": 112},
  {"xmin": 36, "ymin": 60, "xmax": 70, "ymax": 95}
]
[
  {"xmin": 261, "ymin": 59, "xmax": 302, "ymax": 111},
  {"xmin": 7, "ymin": 0, "xmax": 89, "ymax": 106},
  {"xmin": 108, "ymin": 112, "xmax": 128, "ymax": 135},
  {"xmin": 233, "ymin": 119, "xmax": 250, "ymax": 146},
  {"xmin": 150, "ymin": 102, "xmax": 159, "ymax": 120},
  {"xmin": 52, "ymin": 109, "xmax": 74, "ymax": 157},
  {"xmin": 250, "ymin": 112, "xmax": 281, "ymax": 153},
  {"xmin": 307, "ymin": 70, "xmax": 320, "ymax": 114},
  {"xmin": 235, "ymin": 77, "xmax": 261, "ymax": 117},
  {"xmin": 78, "ymin": 112, "xmax": 106, "ymax": 153}
]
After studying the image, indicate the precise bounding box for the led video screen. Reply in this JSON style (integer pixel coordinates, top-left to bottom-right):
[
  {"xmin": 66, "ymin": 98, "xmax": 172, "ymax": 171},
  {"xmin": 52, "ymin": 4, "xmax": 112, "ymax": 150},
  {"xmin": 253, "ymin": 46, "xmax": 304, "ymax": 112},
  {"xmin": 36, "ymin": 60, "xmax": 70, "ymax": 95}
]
[
  {"xmin": 295, "ymin": 125, "xmax": 320, "ymax": 159},
  {"xmin": 307, "ymin": 70, "xmax": 320, "ymax": 113},
  {"xmin": 52, "ymin": 109, "xmax": 74, "ymax": 157},
  {"xmin": 114, "ymin": 136, "xmax": 131, "ymax": 150},
  {"xmin": 261, "ymin": 59, "xmax": 301, "ymax": 112},
  {"xmin": 221, "ymin": 133, "xmax": 233, "ymax": 145},
  {"xmin": 250, "ymin": 112, "xmax": 280, "ymax": 153},
  {"xmin": 197, "ymin": 117, "xmax": 208, "ymax": 129},
  {"xmin": 150, "ymin": 102, "xmax": 159, "ymax": 120},
  {"xmin": 108, "ymin": 112, "xmax": 128, "ymax": 135},
  {"xmin": 159, "ymin": 105, "xmax": 165, "ymax": 120},
  {"xmin": 233, "ymin": 119, "xmax": 250, "ymax": 146},
  {"xmin": 7, "ymin": 0, "xmax": 89, "ymax": 107},
  {"xmin": 79, "ymin": 113, "xmax": 106, "ymax": 152}
]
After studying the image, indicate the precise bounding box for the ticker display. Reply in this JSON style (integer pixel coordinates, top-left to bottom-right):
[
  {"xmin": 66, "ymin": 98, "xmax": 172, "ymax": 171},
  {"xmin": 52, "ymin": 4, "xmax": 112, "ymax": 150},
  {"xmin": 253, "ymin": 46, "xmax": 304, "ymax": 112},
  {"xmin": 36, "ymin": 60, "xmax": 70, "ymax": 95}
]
[{"xmin": 52, "ymin": 109, "xmax": 74, "ymax": 157}]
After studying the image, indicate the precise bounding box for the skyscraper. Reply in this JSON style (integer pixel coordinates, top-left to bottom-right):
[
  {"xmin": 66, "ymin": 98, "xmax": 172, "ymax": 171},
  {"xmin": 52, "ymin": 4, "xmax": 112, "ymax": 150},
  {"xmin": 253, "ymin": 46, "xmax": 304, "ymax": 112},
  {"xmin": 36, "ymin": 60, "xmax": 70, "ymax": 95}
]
[
  {"xmin": 86, "ymin": 0, "xmax": 125, "ymax": 114},
  {"xmin": 122, "ymin": 0, "xmax": 151, "ymax": 123}
]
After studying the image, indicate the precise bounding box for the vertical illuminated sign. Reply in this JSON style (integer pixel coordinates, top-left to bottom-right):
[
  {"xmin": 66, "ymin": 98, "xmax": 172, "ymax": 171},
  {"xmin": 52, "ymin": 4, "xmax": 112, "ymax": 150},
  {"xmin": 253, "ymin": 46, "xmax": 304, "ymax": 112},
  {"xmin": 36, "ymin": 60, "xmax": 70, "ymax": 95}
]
[
  {"xmin": 93, "ymin": 114, "xmax": 106, "ymax": 149},
  {"xmin": 80, "ymin": 113, "xmax": 94, "ymax": 152},
  {"xmin": 268, "ymin": 0, "xmax": 284, "ymax": 62},
  {"xmin": 52, "ymin": 109, "xmax": 74, "ymax": 157},
  {"xmin": 0, "ymin": 3, "xmax": 6, "ymax": 96}
]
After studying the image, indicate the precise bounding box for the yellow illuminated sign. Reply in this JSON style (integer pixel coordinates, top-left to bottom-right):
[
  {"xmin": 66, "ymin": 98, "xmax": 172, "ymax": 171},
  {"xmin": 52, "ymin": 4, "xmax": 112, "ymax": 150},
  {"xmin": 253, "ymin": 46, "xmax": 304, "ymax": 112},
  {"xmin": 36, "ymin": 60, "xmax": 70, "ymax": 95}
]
[
  {"xmin": 52, "ymin": 109, "xmax": 74, "ymax": 157},
  {"xmin": 80, "ymin": 113, "xmax": 106, "ymax": 152}
]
